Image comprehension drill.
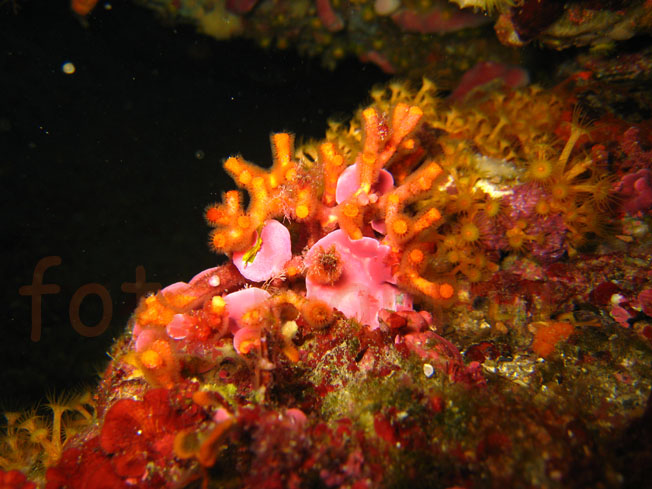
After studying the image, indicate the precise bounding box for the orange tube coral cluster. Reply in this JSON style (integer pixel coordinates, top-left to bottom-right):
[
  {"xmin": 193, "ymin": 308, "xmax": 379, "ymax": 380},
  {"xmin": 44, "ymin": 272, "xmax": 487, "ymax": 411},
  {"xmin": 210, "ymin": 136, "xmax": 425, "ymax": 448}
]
[
  {"xmin": 203, "ymin": 81, "xmax": 458, "ymax": 304},
  {"xmin": 205, "ymin": 133, "xmax": 299, "ymax": 253}
]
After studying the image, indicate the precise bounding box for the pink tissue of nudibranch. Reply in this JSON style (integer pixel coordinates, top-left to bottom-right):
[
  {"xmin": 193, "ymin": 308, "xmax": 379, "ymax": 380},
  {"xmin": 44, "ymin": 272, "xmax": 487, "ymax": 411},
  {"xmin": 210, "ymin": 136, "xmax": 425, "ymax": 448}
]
[
  {"xmin": 232, "ymin": 220, "xmax": 292, "ymax": 282},
  {"xmin": 305, "ymin": 229, "xmax": 412, "ymax": 330}
]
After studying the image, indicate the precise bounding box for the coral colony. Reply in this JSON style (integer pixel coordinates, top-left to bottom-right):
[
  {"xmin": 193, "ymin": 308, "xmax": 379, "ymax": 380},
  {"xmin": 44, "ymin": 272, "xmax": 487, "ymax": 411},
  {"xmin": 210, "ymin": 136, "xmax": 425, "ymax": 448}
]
[{"xmin": 3, "ymin": 80, "xmax": 652, "ymax": 488}]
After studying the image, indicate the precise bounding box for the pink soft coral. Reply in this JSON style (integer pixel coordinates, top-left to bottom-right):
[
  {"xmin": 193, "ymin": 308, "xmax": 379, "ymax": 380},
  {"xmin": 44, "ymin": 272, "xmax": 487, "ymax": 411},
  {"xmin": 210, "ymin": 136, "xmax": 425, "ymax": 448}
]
[
  {"xmin": 223, "ymin": 287, "xmax": 270, "ymax": 332},
  {"xmin": 305, "ymin": 230, "xmax": 411, "ymax": 329}
]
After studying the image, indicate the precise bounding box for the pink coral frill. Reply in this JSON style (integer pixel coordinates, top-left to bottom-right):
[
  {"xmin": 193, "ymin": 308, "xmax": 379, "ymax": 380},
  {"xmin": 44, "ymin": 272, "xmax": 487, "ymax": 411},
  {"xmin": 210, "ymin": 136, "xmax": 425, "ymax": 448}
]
[
  {"xmin": 305, "ymin": 230, "xmax": 411, "ymax": 329},
  {"xmin": 223, "ymin": 287, "xmax": 270, "ymax": 332}
]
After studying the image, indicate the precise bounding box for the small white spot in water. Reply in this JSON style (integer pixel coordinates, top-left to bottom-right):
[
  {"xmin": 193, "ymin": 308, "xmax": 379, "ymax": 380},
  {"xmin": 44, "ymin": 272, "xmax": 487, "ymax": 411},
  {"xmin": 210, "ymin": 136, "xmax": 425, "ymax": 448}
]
[
  {"xmin": 61, "ymin": 62, "xmax": 76, "ymax": 75},
  {"xmin": 423, "ymin": 363, "xmax": 434, "ymax": 378}
]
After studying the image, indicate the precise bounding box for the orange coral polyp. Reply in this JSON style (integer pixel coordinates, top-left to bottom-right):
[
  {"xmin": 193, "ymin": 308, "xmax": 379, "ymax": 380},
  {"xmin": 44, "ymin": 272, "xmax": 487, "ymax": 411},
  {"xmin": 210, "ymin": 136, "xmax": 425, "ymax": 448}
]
[
  {"xmin": 409, "ymin": 248, "xmax": 424, "ymax": 264},
  {"xmin": 439, "ymin": 282, "xmax": 454, "ymax": 299},
  {"xmin": 210, "ymin": 231, "xmax": 227, "ymax": 251},
  {"xmin": 342, "ymin": 203, "xmax": 359, "ymax": 218},
  {"xmin": 402, "ymin": 138, "xmax": 416, "ymax": 150},
  {"xmin": 237, "ymin": 216, "xmax": 251, "ymax": 229},
  {"xmin": 204, "ymin": 205, "xmax": 223, "ymax": 226},
  {"xmin": 301, "ymin": 299, "xmax": 334, "ymax": 328},
  {"xmin": 392, "ymin": 219, "xmax": 409, "ymax": 235},
  {"xmin": 416, "ymin": 176, "xmax": 431, "ymax": 191}
]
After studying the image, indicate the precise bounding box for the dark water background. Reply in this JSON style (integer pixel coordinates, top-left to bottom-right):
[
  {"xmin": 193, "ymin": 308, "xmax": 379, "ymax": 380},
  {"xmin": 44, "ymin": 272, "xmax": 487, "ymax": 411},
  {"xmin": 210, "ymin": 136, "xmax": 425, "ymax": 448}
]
[{"xmin": 0, "ymin": 0, "xmax": 388, "ymax": 408}]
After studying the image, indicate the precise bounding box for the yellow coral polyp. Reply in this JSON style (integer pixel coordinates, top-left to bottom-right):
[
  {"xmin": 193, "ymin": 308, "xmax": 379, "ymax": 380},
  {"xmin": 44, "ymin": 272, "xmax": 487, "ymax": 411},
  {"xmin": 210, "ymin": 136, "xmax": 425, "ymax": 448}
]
[
  {"xmin": 459, "ymin": 221, "xmax": 480, "ymax": 243},
  {"xmin": 535, "ymin": 199, "xmax": 551, "ymax": 215},
  {"xmin": 527, "ymin": 158, "xmax": 554, "ymax": 182},
  {"xmin": 362, "ymin": 107, "xmax": 377, "ymax": 125},
  {"xmin": 210, "ymin": 295, "xmax": 226, "ymax": 314},
  {"xmin": 296, "ymin": 204, "xmax": 310, "ymax": 219},
  {"xmin": 550, "ymin": 179, "xmax": 568, "ymax": 197},
  {"xmin": 447, "ymin": 250, "xmax": 461, "ymax": 264},
  {"xmin": 483, "ymin": 198, "xmax": 501, "ymax": 218},
  {"xmin": 141, "ymin": 349, "xmax": 162, "ymax": 369},
  {"xmin": 506, "ymin": 224, "xmax": 532, "ymax": 251}
]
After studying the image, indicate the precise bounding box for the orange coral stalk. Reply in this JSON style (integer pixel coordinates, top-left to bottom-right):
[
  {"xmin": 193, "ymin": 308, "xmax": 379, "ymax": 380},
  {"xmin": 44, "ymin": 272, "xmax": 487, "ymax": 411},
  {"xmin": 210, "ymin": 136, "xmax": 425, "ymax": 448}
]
[
  {"xmin": 204, "ymin": 191, "xmax": 242, "ymax": 227},
  {"xmin": 294, "ymin": 187, "xmax": 317, "ymax": 221},
  {"xmin": 361, "ymin": 107, "xmax": 382, "ymax": 158},
  {"xmin": 386, "ymin": 145, "xmax": 425, "ymax": 185},
  {"xmin": 223, "ymin": 156, "xmax": 265, "ymax": 189},
  {"xmin": 319, "ymin": 142, "xmax": 346, "ymax": 206},
  {"xmin": 390, "ymin": 104, "xmax": 423, "ymax": 147},
  {"xmin": 400, "ymin": 269, "xmax": 455, "ymax": 302},
  {"xmin": 269, "ymin": 133, "xmax": 295, "ymax": 189},
  {"xmin": 197, "ymin": 417, "xmax": 236, "ymax": 467},
  {"xmin": 336, "ymin": 199, "xmax": 364, "ymax": 240},
  {"xmin": 412, "ymin": 207, "xmax": 442, "ymax": 233}
]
